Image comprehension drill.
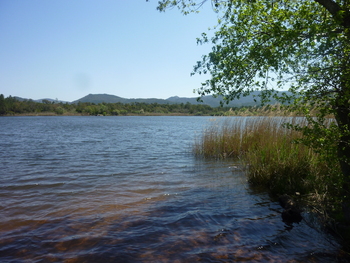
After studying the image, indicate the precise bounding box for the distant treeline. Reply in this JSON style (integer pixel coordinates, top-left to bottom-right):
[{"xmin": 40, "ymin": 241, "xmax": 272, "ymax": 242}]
[{"xmin": 0, "ymin": 94, "xmax": 292, "ymax": 116}]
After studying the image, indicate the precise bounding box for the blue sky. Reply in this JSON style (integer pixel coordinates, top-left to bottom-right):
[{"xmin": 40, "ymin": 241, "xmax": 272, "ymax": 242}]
[{"xmin": 0, "ymin": 1, "xmax": 219, "ymax": 102}]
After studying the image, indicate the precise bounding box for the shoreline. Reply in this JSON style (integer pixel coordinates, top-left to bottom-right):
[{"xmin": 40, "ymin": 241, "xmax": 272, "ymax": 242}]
[{"xmin": 1, "ymin": 112, "xmax": 209, "ymax": 117}]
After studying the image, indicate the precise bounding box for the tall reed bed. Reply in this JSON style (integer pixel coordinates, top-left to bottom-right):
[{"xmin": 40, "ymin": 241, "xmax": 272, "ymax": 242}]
[{"xmin": 194, "ymin": 117, "xmax": 341, "ymax": 198}]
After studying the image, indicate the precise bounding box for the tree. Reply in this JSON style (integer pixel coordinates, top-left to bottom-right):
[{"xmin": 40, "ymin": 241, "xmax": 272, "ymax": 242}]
[
  {"xmin": 153, "ymin": 0, "xmax": 350, "ymax": 220},
  {"xmin": 0, "ymin": 94, "xmax": 5, "ymax": 115}
]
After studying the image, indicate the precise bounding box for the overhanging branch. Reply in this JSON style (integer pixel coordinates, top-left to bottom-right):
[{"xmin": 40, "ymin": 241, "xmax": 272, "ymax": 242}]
[
  {"xmin": 313, "ymin": 0, "xmax": 341, "ymax": 16},
  {"xmin": 313, "ymin": 0, "xmax": 350, "ymax": 28}
]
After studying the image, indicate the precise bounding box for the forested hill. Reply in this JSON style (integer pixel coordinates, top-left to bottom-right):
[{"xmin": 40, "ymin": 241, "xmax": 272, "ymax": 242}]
[
  {"xmin": 0, "ymin": 92, "xmax": 294, "ymax": 116},
  {"xmin": 73, "ymin": 92, "xmax": 283, "ymax": 107},
  {"xmin": 73, "ymin": 94, "xmax": 170, "ymax": 105},
  {"xmin": 8, "ymin": 91, "xmax": 288, "ymax": 108}
]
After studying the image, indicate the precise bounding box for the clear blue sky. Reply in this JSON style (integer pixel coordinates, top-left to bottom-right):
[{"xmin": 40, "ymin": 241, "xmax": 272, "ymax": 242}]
[{"xmin": 0, "ymin": 1, "xmax": 219, "ymax": 102}]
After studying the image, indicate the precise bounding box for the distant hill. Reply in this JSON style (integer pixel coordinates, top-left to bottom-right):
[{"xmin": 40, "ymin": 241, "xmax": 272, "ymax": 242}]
[
  {"xmin": 166, "ymin": 91, "xmax": 282, "ymax": 107},
  {"xmin": 73, "ymin": 92, "xmax": 286, "ymax": 107},
  {"xmin": 13, "ymin": 96, "xmax": 69, "ymax": 104},
  {"xmin": 73, "ymin": 94, "xmax": 170, "ymax": 105},
  {"xmin": 166, "ymin": 95, "xmax": 246, "ymax": 107},
  {"xmin": 12, "ymin": 91, "xmax": 289, "ymax": 108},
  {"xmin": 72, "ymin": 93, "xmax": 239, "ymax": 107}
]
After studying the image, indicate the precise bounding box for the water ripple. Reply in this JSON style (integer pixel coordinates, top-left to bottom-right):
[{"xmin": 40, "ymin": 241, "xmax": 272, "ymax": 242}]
[{"xmin": 0, "ymin": 116, "xmax": 346, "ymax": 262}]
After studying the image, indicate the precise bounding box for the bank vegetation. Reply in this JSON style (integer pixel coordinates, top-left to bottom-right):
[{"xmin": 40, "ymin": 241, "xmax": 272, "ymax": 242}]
[{"xmin": 194, "ymin": 117, "xmax": 346, "ymax": 236}]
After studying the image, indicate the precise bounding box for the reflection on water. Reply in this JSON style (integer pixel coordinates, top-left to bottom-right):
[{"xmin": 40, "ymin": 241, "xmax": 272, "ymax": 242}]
[{"xmin": 0, "ymin": 116, "xmax": 347, "ymax": 262}]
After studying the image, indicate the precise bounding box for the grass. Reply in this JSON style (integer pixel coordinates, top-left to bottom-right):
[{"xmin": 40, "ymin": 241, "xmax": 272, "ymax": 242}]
[{"xmin": 193, "ymin": 117, "xmax": 342, "ymax": 199}]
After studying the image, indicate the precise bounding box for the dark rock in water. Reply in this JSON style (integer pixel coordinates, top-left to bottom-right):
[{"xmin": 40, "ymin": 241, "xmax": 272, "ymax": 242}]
[
  {"xmin": 279, "ymin": 194, "xmax": 296, "ymax": 209},
  {"xmin": 282, "ymin": 207, "xmax": 303, "ymax": 223},
  {"xmin": 278, "ymin": 194, "xmax": 302, "ymax": 223}
]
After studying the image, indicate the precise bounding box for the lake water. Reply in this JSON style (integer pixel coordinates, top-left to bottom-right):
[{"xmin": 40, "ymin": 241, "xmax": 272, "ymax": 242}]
[{"xmin": 0, "ymin": 116, "xmax": 346, "ymax": 262}]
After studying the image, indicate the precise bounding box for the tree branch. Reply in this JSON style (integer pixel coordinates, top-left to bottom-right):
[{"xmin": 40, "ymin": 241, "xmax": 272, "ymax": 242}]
[
  {"xmin": 313, "ymin": 0, "xmax": 350, "ymax": 28},
  {"xmin": 313, "ymin": 0, "xmax": 342, "ymax": 17}
]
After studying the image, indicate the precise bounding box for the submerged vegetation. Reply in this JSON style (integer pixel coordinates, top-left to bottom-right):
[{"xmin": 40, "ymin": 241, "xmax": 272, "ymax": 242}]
[{"xmin": 194, "ymin": 117, "xmax": 345, "ymax": 229}]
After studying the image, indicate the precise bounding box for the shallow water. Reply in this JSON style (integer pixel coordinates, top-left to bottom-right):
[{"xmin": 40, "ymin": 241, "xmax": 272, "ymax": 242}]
[{"xmin": 0, "ymin": 116, "xmax": 346, "ymax": 262}]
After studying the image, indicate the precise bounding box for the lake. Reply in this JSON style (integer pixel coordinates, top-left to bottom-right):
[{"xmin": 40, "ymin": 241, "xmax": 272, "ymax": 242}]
[{"xmin": 0, "ymin": 116, "xmax": 345, "ymax": 262}]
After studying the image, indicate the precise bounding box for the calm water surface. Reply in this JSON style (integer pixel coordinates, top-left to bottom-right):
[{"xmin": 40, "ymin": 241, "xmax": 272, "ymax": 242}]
[{"xmin": 0, "ymin": 116, "xmax": 346, "ymax": 262}]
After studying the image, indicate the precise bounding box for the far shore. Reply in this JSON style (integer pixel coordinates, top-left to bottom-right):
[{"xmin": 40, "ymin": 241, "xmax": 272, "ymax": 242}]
[{"xmin": 1, "ymin": 112, "xmax": 210, "ymax": 117}]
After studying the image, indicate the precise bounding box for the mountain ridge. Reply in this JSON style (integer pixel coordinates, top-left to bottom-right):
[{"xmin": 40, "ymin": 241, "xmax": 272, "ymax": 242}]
[
  {"xmin": 73, "ymin": 92, "xmax": 283, "ymax": 107},
  {"xmin": 12, "ymin": 91, "xmax": 288, "ymax": 108}
]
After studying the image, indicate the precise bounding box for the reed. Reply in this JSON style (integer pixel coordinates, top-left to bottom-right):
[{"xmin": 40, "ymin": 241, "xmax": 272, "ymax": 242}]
[
  {"xmin": 194, "ymin": 117, "xmax": 341, "ymax": 197},
  {"xmin": 193, "ymin": 118, "xmax": 244, "ymax": 158}
]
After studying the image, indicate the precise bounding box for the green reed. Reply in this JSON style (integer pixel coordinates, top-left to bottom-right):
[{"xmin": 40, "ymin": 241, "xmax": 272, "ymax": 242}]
[{"xmin": 194, "ymin": 117, "xmax": 341, "ymax": 198}]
